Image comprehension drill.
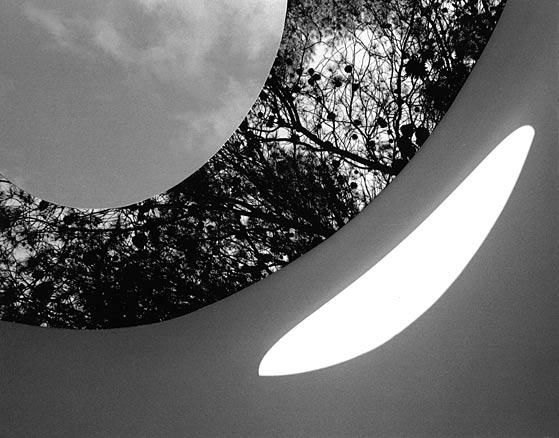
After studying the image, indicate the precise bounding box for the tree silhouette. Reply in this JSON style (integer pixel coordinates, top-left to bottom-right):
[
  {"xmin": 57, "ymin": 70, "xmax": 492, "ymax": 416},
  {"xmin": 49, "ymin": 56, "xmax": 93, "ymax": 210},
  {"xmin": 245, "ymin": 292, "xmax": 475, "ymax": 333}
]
[{"xmin": 0, "ymin": 0, "xmax": 506, "ymax": 328}]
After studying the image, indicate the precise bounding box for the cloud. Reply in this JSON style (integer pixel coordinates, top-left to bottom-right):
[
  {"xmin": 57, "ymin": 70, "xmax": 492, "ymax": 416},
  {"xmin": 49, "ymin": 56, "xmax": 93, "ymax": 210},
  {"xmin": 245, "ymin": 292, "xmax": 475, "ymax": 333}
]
[
  {"xmin": 172, "ymin": 73, "xmax": 259, "ymax": 150},
  {"xmin": 0, "ymin": 74, "xmax": 16, "ymax": 99},
  {"xmin": 22, "ymin": 3, "xmax": 89, "ymax": 55},
  {"xmin": 21, "ymin": 0, "xmax": 286, "ymax": 116},
  {"xmin": 19, "ymin": 0, "xmax": 286, "ymax": 172},
  {"xmin": 21, "ymin": 1, "xmax": 283, "ymax": 88},
  {"xmin": 23, "ymin": 4, "xmax": 70, "ymax": 44},
  {"xmin": 92, "ymin": 18, "xmax": 128, "ymax": 61}
]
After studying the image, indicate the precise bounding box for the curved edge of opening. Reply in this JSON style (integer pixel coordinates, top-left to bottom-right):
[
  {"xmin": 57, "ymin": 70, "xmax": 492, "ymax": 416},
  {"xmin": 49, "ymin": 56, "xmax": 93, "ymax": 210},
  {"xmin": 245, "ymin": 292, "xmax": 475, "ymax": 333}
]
[{"xmin": 259, "ymin": 125, "xmax": 535, "ymax": 377}]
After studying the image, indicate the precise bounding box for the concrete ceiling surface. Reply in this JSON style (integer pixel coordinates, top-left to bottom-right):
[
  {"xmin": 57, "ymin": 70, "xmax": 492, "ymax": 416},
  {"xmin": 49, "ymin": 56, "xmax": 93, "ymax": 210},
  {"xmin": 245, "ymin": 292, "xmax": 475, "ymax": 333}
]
[{"xmin": 1, "ymin": 1, "xmax": 557, "ymax": 437}]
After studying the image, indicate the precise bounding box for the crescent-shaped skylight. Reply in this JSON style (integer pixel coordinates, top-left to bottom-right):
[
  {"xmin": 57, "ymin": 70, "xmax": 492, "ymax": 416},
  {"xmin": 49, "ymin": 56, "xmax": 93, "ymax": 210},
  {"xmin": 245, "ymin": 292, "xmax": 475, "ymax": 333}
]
[{"xmin": 259, "ymin": 125, "xmax": 535, "ymax": 376}]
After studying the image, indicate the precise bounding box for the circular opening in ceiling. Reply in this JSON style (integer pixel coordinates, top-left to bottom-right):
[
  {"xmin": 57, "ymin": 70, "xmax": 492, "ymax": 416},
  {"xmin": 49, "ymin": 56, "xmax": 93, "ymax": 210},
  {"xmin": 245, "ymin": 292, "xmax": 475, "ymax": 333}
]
[{"xmin": 0, "ymin": 0, "xmax": 507, "ymax": 329}]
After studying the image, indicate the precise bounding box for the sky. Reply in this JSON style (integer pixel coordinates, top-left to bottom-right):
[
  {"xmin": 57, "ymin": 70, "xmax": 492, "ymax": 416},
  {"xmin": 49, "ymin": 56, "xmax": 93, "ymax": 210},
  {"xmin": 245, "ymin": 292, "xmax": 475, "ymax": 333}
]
[{"xmin": 0, "ymin": 0, "xmax": 286, "ymax": 208}]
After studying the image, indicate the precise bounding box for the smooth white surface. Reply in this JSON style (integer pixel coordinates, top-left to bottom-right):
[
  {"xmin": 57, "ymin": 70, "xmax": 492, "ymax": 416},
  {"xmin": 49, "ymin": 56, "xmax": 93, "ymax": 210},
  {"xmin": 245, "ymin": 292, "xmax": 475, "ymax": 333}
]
[{"xmin": 260, "ymin": 126, "xmax": 535, "ymax": 376}]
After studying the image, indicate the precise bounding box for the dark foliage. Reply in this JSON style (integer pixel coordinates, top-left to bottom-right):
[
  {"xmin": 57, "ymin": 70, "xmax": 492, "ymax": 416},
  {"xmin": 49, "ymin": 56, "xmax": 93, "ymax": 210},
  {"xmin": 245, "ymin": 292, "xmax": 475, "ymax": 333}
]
[{"xmin": 0, "ymin": 0, "xmax": 506, "ymax": 328}]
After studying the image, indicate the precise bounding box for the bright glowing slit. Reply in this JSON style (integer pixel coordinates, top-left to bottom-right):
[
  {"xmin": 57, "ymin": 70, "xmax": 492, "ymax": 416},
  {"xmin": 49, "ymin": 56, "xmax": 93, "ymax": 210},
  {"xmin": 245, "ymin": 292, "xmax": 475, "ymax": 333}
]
[{"xmin": 259, "ymin": 126, "xmax": 535, "ymax": 377}]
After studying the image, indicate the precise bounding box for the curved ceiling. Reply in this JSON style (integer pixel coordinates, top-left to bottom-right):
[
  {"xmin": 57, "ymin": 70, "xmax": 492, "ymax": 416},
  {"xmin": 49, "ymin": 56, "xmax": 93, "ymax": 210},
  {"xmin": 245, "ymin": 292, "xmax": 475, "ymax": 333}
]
[{"xmin": 0, "ymin": 2, "xmax": 556, "ymax": 436}]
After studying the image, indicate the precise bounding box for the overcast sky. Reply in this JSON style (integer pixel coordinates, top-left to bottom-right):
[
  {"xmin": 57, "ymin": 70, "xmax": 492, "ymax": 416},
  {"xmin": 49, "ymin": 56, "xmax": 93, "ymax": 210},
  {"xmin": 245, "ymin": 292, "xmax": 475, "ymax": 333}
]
[{"xmin": 0, "ymin": 0, "xmax": 286, "ymax": 207}]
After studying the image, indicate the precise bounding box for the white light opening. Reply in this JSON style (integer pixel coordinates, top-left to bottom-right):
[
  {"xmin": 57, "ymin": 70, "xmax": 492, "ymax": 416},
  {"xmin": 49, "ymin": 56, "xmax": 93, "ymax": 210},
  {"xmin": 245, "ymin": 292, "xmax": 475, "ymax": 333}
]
[{"xmin": 259, "ymin": 126, "xmax": 535, "ymax": 376}]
